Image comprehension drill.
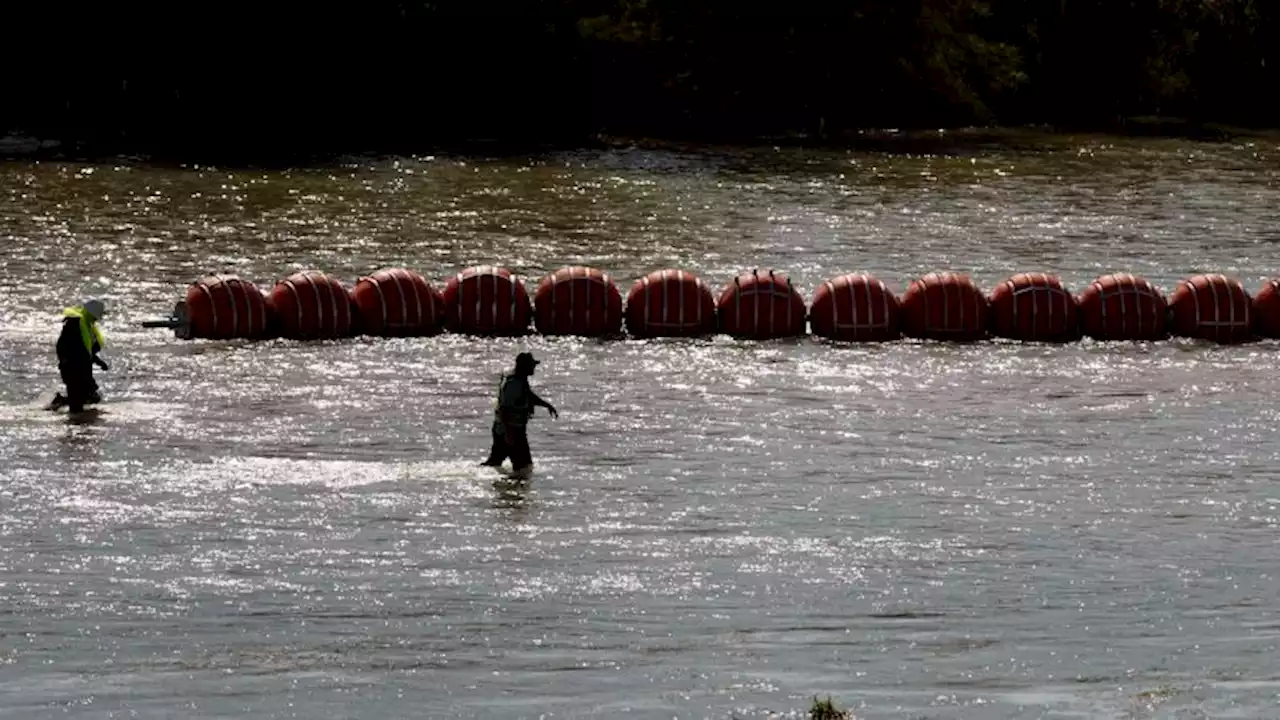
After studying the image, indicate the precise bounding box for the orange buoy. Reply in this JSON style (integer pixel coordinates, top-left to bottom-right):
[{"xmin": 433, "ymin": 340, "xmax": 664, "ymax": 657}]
[
  {"xmin": 988, "ymin": 272, "xmax": 1080, "ymax": 342},
  {"xmin": 183, "ymin": 274, "xmax": 272, "ymax": 340},
  {"xmin": 266, "ymin": 270, "xmax": 354, "ymax": 340},
  {"xmin": 900, "ymin": 272, "xmax": 988, "ymax": 341},
  {"xmin": 533, "ymin": 266, "xmax": 623, "ymax": 336},
  {"xmin": 351, "ymin": 268, "xmax": 444, "ymax": 337},
  {"xmin": 1255, "ymin": 278, "xmax": 1280, "ymax": 338},
  {"xmin": 624, "ymin": 268, "xmax": 717, "ymax": 338},
  {"xmin": 442, "ymin": 265, "xmax": 531, "ymax": 336},
  {"xmin": 716, "ymin": 269, "xmax": 807, "ymax": 339},
  {"xmin": 1077, "ymin": 273, "xmax": 1167, "ymax": 341},
  {"xmin": 1168, "ymin": 273, "xmax": 1253, "ymax": 344},
  {"xmin": 809, "ymin": 273, "xmax": 900, "ymax": 341}
]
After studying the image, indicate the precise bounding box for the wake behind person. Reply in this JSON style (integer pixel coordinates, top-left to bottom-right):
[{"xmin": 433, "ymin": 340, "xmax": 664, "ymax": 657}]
[{"xmin": 481, "ymin": 352, "xmax": 558, "ymax": 476}]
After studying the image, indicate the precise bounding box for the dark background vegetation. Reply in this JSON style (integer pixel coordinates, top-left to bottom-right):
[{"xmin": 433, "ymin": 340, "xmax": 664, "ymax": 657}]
[{"xmin": 3, "ymin": 0, "xmax": 1277, "ymax": 160}]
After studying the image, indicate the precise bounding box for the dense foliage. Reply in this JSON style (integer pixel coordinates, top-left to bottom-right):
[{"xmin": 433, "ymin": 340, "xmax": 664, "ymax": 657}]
[{"xmin": 4, "ymin": 1, "xmax": 1276, "ymax": 157}]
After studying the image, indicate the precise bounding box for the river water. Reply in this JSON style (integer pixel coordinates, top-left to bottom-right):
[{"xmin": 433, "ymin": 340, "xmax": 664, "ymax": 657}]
[{"xmin": 1, "ymin": 133, "xmax": 1279, "ymax": 719}]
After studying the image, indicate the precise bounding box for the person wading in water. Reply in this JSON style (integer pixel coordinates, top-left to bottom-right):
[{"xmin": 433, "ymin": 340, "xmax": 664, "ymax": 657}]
[
  {"xmin": 50, "ymin": 298, "xmax": 110, "ymax": 413},
  {"xmin": 481, "ymin": 352, "xmax": 558, "ymax": 475}
]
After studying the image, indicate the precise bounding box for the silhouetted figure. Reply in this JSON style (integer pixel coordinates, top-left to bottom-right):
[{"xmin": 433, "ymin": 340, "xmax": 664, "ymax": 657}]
[{"xmin": 481, "ymin": 352, "xmax": 558, "ymax": 475}]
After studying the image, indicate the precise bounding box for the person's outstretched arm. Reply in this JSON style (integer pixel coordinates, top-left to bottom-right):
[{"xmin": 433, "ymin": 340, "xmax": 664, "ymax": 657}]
[{"xmin": 529, "ymin": 389, "xmax": 558, "ymax": 418}]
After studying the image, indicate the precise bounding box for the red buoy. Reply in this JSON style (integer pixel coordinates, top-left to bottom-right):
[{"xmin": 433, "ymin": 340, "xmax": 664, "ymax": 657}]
[
  {"xmin": 1255, "ymin": 278, "xmax": 1280, "ymax": 339},
  {"xmin": 442, "ymin": 265, "xmax": 531, "ymax": 336},
  {"xmin": 1077, "ymin": 273, "xmax": 1167, "ymax": 341},
  {"xmin": 624, "ymin": 269, "xmax": 717, "ymax": 338},
  {"xmin": 716, "ymin": 269, "xmax": 807, "ymax": 339},
  {"xmin": 183, "ymin": 274, "xmax": 271, "ymax": 340},
  {"xmin": 351, "ymin": 268, "xmax": 444, "ymax": 337},
  {"xmin": 1168, "ymin": 273, "xmax": 1253, "ymax": 344},
  {"xmin": 266, "ymin": 270, "xmax": 354, "ymax": 340},
  {"xmin": 988, "ymin": 272, "xmax": 1080, "ymax": 342},
  {"xmin": 809, "ymin": 273, "xmax": 900, "ymax": 341},
  {"xmin": 533, "ymin": 266, "xmax": 623, "ymax": 336},
  {"xmin": 900, "ymin": 272, "xmax": 988, "ymax": 341}
]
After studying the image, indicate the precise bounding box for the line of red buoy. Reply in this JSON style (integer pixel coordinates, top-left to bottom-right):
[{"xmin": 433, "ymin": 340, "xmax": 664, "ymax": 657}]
[{"xmin": 145, "ymin": 266, "xmax": 1280, "ymax": 345}]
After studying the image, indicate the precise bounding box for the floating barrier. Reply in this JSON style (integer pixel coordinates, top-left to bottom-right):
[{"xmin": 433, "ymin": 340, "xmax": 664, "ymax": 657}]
[
  {"xmin": 717, "ymin": 269, "xmax": 806, "ymax": 339},
  {"xmin": 181, "ymin": 274, "xmax": 270, "ymax": 341},
  {"xmin": 267, "ymin": 270, "xmax": 354, "ymax": 340},
  {"xmin": 1168, "ymin": 273, "xmax": 1253, "ymax": 344},
  {"xmin": 988, "ymin": 272, "xmax": 1080, "ymax": 343},
  {"xmin": 1077, "ymin": 273, "xmax": 1167, "ymax": 341},
  {"xmin": 901, "ymin": 272, "xmax": 988, "ymax": 341},
  {"xmin": 443, "ymin": 265, "xmax": 531, "ymax": 337},
  {"xmin": 139, "ymin": 265, "xmax": 1280, "ymax": 346},
  {"xmin": 352, "ymin": 268, "xmax": 444, "ymax": 337},
  {"xmin": 534, "ymin": 266, "xmax": 623, "ymax": 337},
  {"xmin": 809, "ymin": 273, "xmax": 900, "ymax": 342},
  {"xmin": 1256, "ymin": 278, "xmax": 1280, "ymax": 338},
  {"xmin": 624, "ymin": 269, "xmax": 717, "ymax": 338}
]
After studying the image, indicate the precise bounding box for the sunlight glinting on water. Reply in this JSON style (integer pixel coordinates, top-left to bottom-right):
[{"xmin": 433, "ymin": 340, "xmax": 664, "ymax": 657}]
[{"xmin": 2, "ymin": 136, "xmax": 1280, "ymax": 717}]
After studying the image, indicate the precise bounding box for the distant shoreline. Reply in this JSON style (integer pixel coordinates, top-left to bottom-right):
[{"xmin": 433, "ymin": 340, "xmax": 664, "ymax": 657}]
[{"xmin": 5, "ymin": 118, "xmax": 1280, "ymax": 168}]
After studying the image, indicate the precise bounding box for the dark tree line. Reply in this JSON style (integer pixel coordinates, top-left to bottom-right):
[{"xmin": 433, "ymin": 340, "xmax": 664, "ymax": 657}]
[{"xmin": 3, "ymin": 1, "xmax": 1277, "ymax": 159}]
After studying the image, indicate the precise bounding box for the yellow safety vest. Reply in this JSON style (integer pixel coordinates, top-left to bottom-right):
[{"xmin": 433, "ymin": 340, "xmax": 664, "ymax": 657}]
[{"xmin": 63, "ymin": 307, "xmax": 106, "ymax": 354}]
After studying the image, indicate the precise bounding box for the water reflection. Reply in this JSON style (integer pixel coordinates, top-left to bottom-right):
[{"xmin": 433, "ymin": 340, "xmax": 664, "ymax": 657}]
[
  {"xmin": 1, "ymin": 138, "xmax": 1279, "ymax": 718},
  {"xmin": 56, "ymin": 420, "xmax": 105, "ymax": 461},
  {"xmin": 489, "ymin": 475, "xmax": 535, "ymax": 518}
]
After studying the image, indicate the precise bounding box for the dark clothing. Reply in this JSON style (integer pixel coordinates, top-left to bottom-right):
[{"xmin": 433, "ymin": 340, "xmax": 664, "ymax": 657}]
[
  {"xmin": 481, "ymin": 367, "xmax": 553, "ymax": 471},
  {"xmin": 57, "ymin": 317, "xmax": 95, "ymax": 368},
  {"xmin": 495, "ymin": 373, "xmax": 534, "ymax": 426},
  {"xmin": 55, "ymin": 317, "xmax": 102, "ymax": 413},
  {"xmin": 484, "ymin": 373, "xmax": 536, "ymax": 469},
  {"xmin": 56, "ymin": 365, "xmax": 100, "ymax": 413},
  {"xmin": 483, "ymin": 422, "xmax": 533, "ymax": 470}
]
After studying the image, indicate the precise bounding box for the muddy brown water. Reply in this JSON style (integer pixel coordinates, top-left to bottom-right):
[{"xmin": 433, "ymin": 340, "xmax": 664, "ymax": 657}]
[{"xmin": 2, "ymin": 135, "xmax": 1279, "ymax": 718}]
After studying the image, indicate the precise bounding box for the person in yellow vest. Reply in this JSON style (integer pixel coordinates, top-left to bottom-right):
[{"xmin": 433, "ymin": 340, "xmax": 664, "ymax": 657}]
[
  {"xmin": 50, "ymin": 299, "xmax": 109, "ymax": 413},
  {"xmin": 480, "ymin": 352, "xmax": 558, "ymax": 475}
]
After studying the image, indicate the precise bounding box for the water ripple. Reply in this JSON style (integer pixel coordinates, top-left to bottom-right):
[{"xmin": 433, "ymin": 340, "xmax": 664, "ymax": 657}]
[{"xmin": 2, "ymin": 137, "xmax": 1279, "ymax": 718}]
